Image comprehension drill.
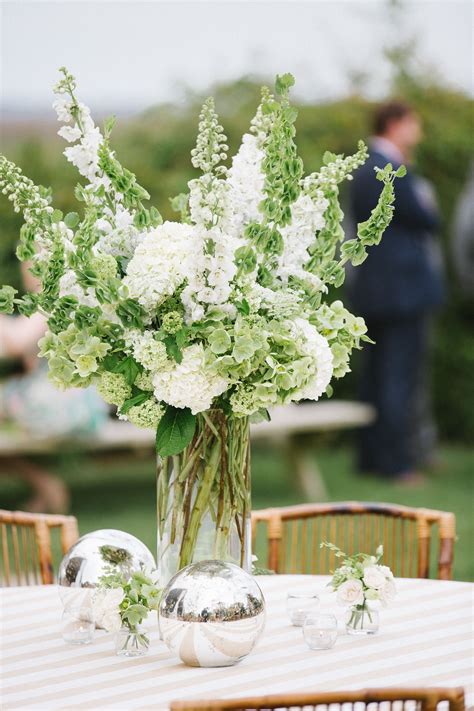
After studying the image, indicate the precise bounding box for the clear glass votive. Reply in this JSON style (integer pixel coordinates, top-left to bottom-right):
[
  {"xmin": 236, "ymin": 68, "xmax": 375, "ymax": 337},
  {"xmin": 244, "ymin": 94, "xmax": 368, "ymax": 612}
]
[
  {"xmin": 61, "ymin": 605, "xmax": 95, "ymax": 645},
  {"xmin": 286, "ymin": 591, "xmax": 320, "ymax": 626},
  {"xmin": 303, "ymin": 614, "xmax": 338, "ymax": 650}
]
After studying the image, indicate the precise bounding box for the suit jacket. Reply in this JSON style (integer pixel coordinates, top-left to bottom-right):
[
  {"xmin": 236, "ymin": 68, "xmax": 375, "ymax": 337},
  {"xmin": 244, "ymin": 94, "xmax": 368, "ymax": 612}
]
[{"xmin": 348, "ymin": 149, "xmax": 445, "ymax": 318}]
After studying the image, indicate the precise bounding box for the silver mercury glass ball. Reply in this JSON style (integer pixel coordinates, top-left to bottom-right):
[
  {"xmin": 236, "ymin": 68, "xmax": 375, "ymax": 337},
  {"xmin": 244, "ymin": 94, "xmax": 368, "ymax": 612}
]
[
  {"xmin": 159, "ymin": 560, "xmax": 266, "ymax": 667},
  {"xmin": 58, "ymin": 529, "xmax": 155, "ymax": 608}
]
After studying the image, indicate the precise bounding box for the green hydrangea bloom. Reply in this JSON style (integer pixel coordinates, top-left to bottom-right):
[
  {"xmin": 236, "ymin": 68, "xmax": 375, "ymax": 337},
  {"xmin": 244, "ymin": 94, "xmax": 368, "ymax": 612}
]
[
  {"xmin": 161, "ymin": 311, "xmax": 183, "ymax": 335},
  {"xmin": 127, "ymin": 399, "xmax": 164, "ymax": 429},
  {"xmin": 91, "ymin": 253, "xmax": 117, "ymax": 281},
  {"xmin": 134, "ymin": 370, "xmax": 154, "ymax": 392},
  {"xmin": 97, "ymin": 371, "xmax": 132, "ymax": 406}
]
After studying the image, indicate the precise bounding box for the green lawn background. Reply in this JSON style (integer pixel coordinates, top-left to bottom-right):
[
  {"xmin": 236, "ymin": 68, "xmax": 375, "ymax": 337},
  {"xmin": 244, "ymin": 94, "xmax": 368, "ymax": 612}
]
[{"xmin": 1, "ymin": 440, "xmax": 471, "ymax": 581}]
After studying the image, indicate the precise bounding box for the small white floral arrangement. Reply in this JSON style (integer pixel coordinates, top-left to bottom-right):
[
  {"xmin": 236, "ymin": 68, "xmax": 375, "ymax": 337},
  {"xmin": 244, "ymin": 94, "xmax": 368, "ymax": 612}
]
[
  {"xmin": 0, "ymin": 68, "xmax": 405, "ymax": 457},
  {"xmin": 321, "ymin": 541, "xmax": 396, "ymax": 629},
  {"xmin": 93, "ymin": 569, "xmax": 161, "ymax": 651}
]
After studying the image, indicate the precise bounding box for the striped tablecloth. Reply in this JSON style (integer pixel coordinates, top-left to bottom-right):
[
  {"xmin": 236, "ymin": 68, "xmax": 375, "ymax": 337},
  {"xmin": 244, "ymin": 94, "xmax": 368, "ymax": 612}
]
[{"xmin": 1, "ymin": 576, "xmax": 472, "ymax": 710}]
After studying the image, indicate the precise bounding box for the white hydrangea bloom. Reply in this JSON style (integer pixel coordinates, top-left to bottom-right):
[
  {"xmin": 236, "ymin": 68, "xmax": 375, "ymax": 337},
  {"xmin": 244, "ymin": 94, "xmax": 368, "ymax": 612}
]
[
  {"xmin": 95, "ymin": 205, "xmax": 144, "ymax": 261},
  {"xmin": 124, "ymin": 221, "xmax": 194, "ymax": 313},
  {"xmin": 290, "ymin": 317, "xmax": 333, "ymax": 401},
  {"xmin": 276, "ymin": 191, "xmax": 328, "ymax": 283},
  {"xmin": 153, "ymin": 343, "xmax": 229, "ymax": 414},
  {"xmin": 124, "ymin": 330, "xmax": 168, "ymax": 372}
]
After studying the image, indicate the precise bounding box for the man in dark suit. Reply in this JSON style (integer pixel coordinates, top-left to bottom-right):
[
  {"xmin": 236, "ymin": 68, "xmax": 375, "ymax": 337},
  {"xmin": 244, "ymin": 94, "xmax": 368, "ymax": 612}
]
[{"xmin": 349, "ymin": 101, "xmax": 444, "ymax": 483}]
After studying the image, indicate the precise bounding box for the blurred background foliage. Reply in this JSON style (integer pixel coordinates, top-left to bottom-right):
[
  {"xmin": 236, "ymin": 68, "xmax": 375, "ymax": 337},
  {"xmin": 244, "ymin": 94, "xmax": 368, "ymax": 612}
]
[{"xmin": 1, "ymin": 54, "xmax": 473, "ymax": 440}]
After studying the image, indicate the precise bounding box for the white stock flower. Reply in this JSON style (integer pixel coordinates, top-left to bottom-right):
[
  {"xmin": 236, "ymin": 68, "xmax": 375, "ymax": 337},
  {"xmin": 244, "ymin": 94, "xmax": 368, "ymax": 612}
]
[
  {"xmin": 63, "ymin": 125, "xmax": 102, "ymax": 181},
  {"xmin": 58, "ymin": 125, "xmax": 82, "ymax": 143},
  {"xmin": 337, "ymin": 578, "xmax": 364, "ymax": 606},
  {"xmin": 181, "ymin": 226, "xmax": 238, "ymax": 323},
  {"xmin": 363, "ymin": 565, "xmax": 388, "ymax": 590},
  {"xmin": 290, "ymin": 318, "xmax": 333, "ymax": 401},
  {"xmin": 225, "ymin": 133, "xmax": 265, "ymax": 238},
  {"xmin": 124, "ymin": 221, "xmax": 194, "ymax": 313},
  {"xmin": 276, "ymin": 191, "xmax": 328, "ymax": 283},
  {"xmin": 53, "ymin": 95, "xmax": 73, "ymax": 122},
  {"xmin": 153, "ymin": 343, "xmax": 229, "ymax": 414}
]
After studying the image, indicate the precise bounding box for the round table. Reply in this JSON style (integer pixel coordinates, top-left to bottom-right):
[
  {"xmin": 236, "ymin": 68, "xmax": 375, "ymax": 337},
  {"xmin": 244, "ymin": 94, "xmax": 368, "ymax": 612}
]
[{"xmin": 1, "ymin": 575, "xmax": 472, "ymax": 710}]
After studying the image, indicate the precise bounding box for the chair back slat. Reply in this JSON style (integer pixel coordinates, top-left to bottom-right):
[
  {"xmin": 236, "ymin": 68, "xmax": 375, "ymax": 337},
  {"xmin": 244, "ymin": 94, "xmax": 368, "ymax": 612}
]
[
  {"xmin": 252, "ymin": 502, "xmax": 455, "ymax": 579},
  {"xmin": 0, "ymin": 510, "xmax": 79, "ymax": 586},
  {"xmin": 169, "ymin": 686, "xmax": 465, "ymax": 710}
]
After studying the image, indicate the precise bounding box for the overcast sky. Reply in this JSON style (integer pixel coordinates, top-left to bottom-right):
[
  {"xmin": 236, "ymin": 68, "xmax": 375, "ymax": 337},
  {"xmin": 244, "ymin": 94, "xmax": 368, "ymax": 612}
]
[{"xmin": 0, "ymin": 0, "xmax": 472, "ymax": 117}]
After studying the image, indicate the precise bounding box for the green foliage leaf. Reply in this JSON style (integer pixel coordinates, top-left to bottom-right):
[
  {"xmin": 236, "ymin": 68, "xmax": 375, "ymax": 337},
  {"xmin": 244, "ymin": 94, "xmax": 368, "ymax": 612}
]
[
  {"xmin": 120, "ymin": 392, "xmax": 151, "ymax": 415},
  {"xmin": 275, "ymin": 73, "xmax": 295, "ymax": 96},
  {"xmin": 249, "ymin": 408, "xmax": 271, "ymax": 424},
  {"xmin": 235, "ymin": 298, "xmax": 250, "ymax": 316},
  {"xmin": 51, "ymin": 209, "xmax": 63, "ymax": 223},
  {"xmin": 111, "ymin": 355, "xmax": 142, "ymax": 386},
  {"xmin": 103, "ymin": 115, "xmax": 116, "ymax": 138},
  {"xmin": 64, "ymin": 212, "xmax": 80, "ymax": 228},
  {"xmin": 323, "ymin": 151, "xmax": 338, "ymax": 165},
  {"xmin": 155, "ymin": 406, "xmax": 196, "ymax": 457},
  {"xmin": 164, "ymin": 336, "xmax": 183, "ymax": 363}
]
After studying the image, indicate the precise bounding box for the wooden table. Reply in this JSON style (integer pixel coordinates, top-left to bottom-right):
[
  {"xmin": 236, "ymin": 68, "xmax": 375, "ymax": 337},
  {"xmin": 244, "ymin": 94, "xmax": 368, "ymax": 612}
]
[{"xmin": 0, "ymin": 575, "xmax": 471, "ymax": 710}]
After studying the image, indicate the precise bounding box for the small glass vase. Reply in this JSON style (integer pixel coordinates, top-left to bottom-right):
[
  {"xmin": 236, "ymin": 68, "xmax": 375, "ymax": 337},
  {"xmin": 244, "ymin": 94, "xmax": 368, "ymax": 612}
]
[
  {"xmin": 156, "ymin": 410, "xmax": 252, "ymax": 587},
  {"xmin": 114, "ymin": 626, "xmax": 150, "ymax": 657},
  {"xmin": 345, "ymin": 603, "xmax": 379, "ymax": 635}
]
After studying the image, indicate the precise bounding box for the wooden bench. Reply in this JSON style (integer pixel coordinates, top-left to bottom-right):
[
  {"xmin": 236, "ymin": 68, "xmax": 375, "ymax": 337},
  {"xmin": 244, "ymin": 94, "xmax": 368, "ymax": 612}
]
[{"xmin": 0, "ymin": 401, "xmax": 375, "ymax": 511}]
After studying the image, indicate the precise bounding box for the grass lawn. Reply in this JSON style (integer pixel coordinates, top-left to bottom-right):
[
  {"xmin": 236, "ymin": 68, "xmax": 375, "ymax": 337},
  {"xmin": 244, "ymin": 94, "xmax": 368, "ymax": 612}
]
[{"xmin": 1, "ymin": 439, "xmax": 472, "ymax": 581}]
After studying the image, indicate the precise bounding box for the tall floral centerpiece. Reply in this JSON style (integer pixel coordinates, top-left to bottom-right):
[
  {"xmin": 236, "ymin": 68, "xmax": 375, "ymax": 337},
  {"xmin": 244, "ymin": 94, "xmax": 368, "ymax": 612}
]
[{"xmin": 0, "ymin": 69, "xmax": 404, "ymax": 585}]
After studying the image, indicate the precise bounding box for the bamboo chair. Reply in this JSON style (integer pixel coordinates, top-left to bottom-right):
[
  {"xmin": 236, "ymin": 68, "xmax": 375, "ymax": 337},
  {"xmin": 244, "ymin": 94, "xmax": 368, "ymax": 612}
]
[
  {"xmin": 170, "ymin": 687, "xmax": 466, "ymax": 710},
  {"xmin": 252, "ymin": 502, "xmax": 455, "ymax": 579},
  {"xmin": 0, "ymin": 509, "xmax": 79, "ymax": 586}
]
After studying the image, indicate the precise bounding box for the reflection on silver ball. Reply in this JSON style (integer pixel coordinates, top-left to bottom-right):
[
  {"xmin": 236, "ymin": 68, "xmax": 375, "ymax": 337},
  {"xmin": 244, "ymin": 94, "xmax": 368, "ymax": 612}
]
[
  {"xmin": 58, "ymin": 529, "xmax": 155, "ymax": 607},
  {"xmin": 159, "ymin": 560, "xmax": 265, "ymax": 668}
]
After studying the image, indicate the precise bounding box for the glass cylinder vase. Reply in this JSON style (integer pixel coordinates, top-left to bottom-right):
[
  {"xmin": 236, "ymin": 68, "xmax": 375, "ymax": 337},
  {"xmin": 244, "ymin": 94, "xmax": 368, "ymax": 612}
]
[
  {"xmin": 345, "ymin": 603, "xmax": 379, "ymax": 635},
  {"xmin": 114, "ymin": 625, "xmax": 150, "ymax": 657},
  {"xmin": 156, "ymin": 410, "xmax": 252, "ymax": 587}
]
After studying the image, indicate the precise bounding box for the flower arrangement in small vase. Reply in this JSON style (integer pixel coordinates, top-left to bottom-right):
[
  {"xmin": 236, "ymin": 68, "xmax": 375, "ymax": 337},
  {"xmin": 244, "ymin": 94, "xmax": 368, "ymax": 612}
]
[
  {"xmin": 321, "ymin": 542, "xmax": 396, "ymax": 635},
  {"xmin": 93, "ymin": 569, "xmax": 161, "ymax": 656}
]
